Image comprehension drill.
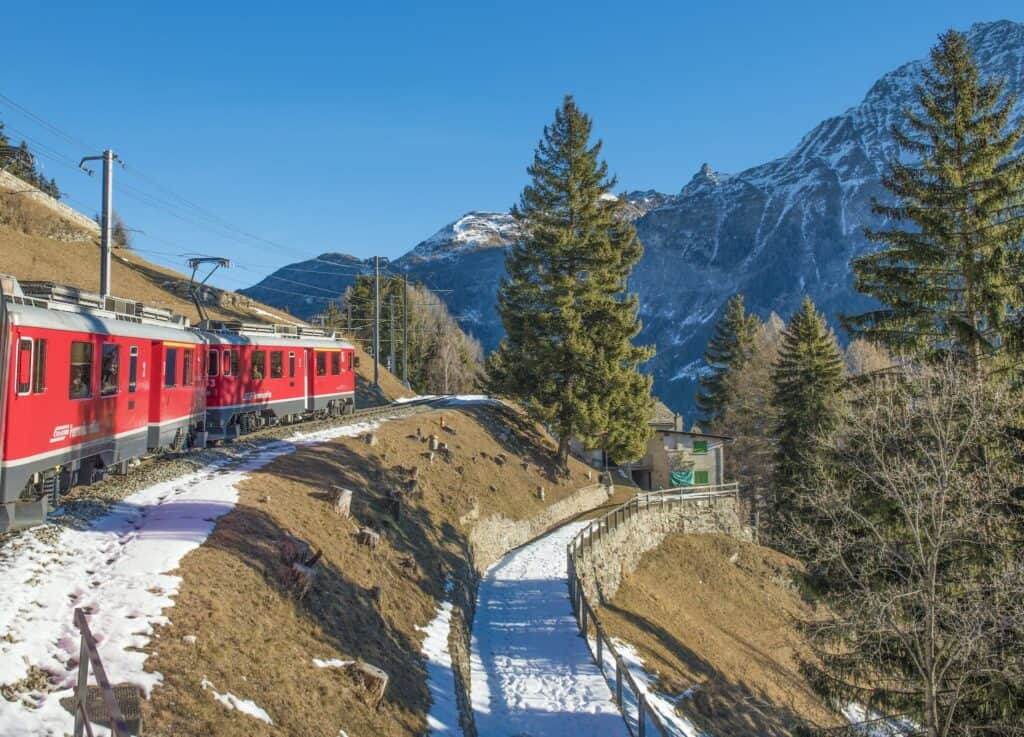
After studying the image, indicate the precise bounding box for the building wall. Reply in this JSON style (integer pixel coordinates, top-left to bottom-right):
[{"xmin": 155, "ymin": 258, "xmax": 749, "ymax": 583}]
[{"xmin": 650, "ymin": 433, "xmax": 726, "ymax": 489}]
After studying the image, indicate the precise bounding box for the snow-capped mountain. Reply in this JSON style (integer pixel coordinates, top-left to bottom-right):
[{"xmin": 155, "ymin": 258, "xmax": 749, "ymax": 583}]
[
  {"xmin": 405, "ymin": 211, "xmax": 520, "ymax": 264},
  {"xmin": 243, "ymin": 20, "xmax": 1024, "ymax": 414}
]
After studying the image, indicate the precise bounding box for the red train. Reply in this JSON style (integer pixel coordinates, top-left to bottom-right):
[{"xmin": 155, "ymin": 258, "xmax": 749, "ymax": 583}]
[{"xmin": 0, "ymin": 276, "xmax": 356, "ymax": 531}]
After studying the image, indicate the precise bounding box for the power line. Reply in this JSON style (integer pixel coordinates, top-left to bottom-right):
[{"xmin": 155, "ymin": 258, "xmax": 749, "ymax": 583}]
[{"xmin": 0, "ymin": 92, "xmax": 94, "ymax": 150}]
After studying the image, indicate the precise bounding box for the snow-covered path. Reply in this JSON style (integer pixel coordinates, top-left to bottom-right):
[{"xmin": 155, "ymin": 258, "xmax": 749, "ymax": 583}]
[
  {"xmin": 470, "ymin": 521, "xmax": 626, "ymax": 737},
  {"xmin": 0, "ymin": 420, "xmax": 379, "ymax": 737}
]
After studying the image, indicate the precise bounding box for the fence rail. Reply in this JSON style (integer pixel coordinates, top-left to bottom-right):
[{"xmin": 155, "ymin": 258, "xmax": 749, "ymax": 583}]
[
  {"xmin": 72, "ymin": 608, "xmax": 132, "ymax": 737},
  {"xmin": 566, "ymin": 482, "xmax": 740, "ymax": 737}
]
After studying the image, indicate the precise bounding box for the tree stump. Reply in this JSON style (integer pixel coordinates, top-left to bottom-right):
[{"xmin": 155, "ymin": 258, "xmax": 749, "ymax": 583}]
[
  {"xmin": 365, "ymin": 432, "xmax": 379, "ymax": 446},
  {"xmin": 428, "ymin": 434, "xmax": 440, "ymax": 451},
  {"xmin": 537, "ymin": 486, "xmax": 546, "ymax": 501},
  {"xmin": 329, "ymin": 486, "xmax": 353, "ymax": 518},
  {"xmin": 357, "ymin": 527, "xmax": 380, "ymax": 549},
  {"xmin": 343, "ymin": 661, "xmax": 389, "ymax": 709}
]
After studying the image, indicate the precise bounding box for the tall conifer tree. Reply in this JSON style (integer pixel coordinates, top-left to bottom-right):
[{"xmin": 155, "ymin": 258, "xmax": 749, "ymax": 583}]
[
  {"xmin": 488, "ymin": 96, "xmax": 654, "ymax": 466},
  {"xmin": 696, "ymin": 294, "xmax": 761, "ymax": 424},
  {"xmin": 771, "ymin": 297, "xmax": 845, "ymax": 527},
  {"xmin": 844, "ymin": 30, "xmax": 1024, "ymax": 370}
]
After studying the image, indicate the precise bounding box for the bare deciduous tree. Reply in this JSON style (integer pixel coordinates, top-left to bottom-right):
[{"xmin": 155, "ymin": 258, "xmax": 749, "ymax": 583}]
[{"xmin": 791, "ymin": 363, "xmax": 1024, "ymax": 737}]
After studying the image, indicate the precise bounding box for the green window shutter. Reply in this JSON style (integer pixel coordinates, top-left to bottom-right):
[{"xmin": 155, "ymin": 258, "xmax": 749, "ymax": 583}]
[
  {"xmin": 694, "ymin": 470, "xmax": 709, "ymax": 485},
  {"xmin": 692, "ymin": 440, "xmax": 708, "ymax": 454}
]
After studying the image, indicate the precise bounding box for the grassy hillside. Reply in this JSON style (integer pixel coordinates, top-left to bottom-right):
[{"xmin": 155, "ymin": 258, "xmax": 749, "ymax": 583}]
[
  {"xmin": 0, "ymin": 192, "xmax": 411, "ymax": 402},
  {"xmin": 141, "ymin": 403, "xmax": 598, "ymax": 736},
  {"xmin": 599, "ymin": 533, "xmax": 842, "ymax": 736}
]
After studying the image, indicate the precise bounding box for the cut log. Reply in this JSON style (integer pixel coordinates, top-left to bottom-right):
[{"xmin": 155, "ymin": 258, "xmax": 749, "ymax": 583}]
[
  {"xmin": 279, "ymin": 535, "xmax": 311, "ymax": 566},
  {"xmin": 343, "ymin": 661, "xmax": 389, "ymax": 709},
  {"xmin": 357, "ymin": 527, "xmax": 380, "ymax": 549}
]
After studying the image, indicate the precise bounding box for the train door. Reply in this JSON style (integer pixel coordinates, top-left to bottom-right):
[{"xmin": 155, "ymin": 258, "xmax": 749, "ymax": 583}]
[{"xmin": 304, "ymin": 348, "xmax": 314, "ymax": 411}]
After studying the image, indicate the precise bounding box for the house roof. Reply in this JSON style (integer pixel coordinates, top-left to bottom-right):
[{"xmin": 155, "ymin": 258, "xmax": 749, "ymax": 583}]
[
  {"xmin": 657, "ymin": 428, "xmax": 735, "ymax": 442},
  {"xmin": 650, "ymin": 400, "xmax": 678, "ymax": 427}
]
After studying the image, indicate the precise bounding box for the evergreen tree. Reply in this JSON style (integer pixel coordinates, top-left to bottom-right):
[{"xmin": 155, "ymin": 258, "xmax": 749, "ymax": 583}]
[
  {"xmin": 696, "ymin": 294, "xmax": 760, "ymax": 423},
  {"xmin": 488, "ymin": 96, "xmax": 654, "ymax": 466},
  {"xmin": 771, "ymin": 297, "xmax": 845, "ymax": 531},
  {"xmin": 843, "ymin": 30, "xmax": 1024, "ymax": 371}
]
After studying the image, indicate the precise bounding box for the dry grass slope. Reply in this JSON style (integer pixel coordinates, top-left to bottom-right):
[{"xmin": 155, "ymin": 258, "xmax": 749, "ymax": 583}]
[
  {"xmin": 600, "ymin": 533, "xmax": 842, "ymax": 736},
  {"xmin": 141, "ymin": 404, "xmax": 597, "ymax": 737}
]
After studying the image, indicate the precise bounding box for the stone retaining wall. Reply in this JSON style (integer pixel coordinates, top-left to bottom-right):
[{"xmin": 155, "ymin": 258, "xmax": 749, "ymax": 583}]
[
  {"xmin": 0, "ymin": 170, "xmax": 100, "ymax": 237},
  {"xmin": 468, "ymin": 482, "xmax": 612, "ymax": 574},
  {"xmin": 576, "ymin": 494, "xmax": 748, "ymax": 604}
]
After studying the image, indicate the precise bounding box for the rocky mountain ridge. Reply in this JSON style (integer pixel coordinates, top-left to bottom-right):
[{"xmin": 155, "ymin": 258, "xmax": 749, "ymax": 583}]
[{"xmin": 242, "ymin": 20, "xmax": 1024, "ymax": 415}]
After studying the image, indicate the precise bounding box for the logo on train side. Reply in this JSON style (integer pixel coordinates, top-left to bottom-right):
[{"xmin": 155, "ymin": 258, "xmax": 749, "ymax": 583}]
[
  {"xmin": 243, "ymin": 391, "xmax": 272, "ymax": 401},
  {"xmin": 50, "ymin": 422, "xmax": 101, "ymax": 444}
]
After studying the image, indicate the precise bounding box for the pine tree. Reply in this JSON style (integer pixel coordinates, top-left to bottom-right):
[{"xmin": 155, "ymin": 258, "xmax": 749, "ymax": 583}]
[
  {"xmin": 843, "ymin": 30, "xmax": 1024, "ymax": 371},
  {"xmin": 696, "ymin": 294, "xmax": 760, "ymax": 423},
  {"xmin": 488, "ymin": 96, "xmax": 654, "ymax": 466},
  {"xmin": 771, "ymin": 297, "xmax": 845, "ymax": 530}
]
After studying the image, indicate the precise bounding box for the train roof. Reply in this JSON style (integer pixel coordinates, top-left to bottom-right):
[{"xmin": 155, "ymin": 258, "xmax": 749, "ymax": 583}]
[
  {"xmin": 1, "ymin": 276, "xmax": 203, "ymax": 343},
  {"xmin": 198, "ymin": 320, "xmax": 354, "ymax": 350}
]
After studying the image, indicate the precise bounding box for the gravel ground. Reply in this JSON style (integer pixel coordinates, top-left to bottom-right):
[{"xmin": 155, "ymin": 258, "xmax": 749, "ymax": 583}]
[{"xmin": 0, "ymin": 400, "xmax": 437, "ymax": 556}]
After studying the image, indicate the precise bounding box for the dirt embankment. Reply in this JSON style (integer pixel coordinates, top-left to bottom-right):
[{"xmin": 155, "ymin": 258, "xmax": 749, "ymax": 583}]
[
  {"xmin": 141, "ymin": 403, "xmax": 599, "ymax": 737},
  {"xmin": 600, "ymin": 533, "xmax": 842, "ymax": 737}
]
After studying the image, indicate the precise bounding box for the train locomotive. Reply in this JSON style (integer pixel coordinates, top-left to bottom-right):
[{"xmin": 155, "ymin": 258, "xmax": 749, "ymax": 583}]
[{"xmin": 0, "ymin": 275, "xmax": 355, "ymax": 531}]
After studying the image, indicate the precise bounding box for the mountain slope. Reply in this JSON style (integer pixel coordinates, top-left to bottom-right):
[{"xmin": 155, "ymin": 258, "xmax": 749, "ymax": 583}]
[{"xmin": 244, "ymin": 20, "xmax": 1024, "ymax": 414}]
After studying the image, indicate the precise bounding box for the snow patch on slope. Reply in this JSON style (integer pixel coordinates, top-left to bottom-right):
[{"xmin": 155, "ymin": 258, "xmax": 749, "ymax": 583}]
[
  {"xmin": 417, "ymin": 576, "xmax": 460, "ymax": 734},
  {"xmin": 201, "ymin": 677, "xmax": 273, "ymax": 724}
]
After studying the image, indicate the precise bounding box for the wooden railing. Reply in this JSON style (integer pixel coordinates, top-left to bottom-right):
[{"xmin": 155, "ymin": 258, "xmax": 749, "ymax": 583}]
[
  {"xmin": 566, "ymin": 483, "xmax": 740, "ymax": 737},
  {"xmin": 72, "ymin": 608, "xmax": 132, "ymax": 737}
]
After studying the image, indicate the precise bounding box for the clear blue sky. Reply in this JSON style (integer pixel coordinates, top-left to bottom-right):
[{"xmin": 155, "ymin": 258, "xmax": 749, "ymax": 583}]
[{"xmin": 1, "ymin": 1, "xmax": 1020, "ymax": 292}]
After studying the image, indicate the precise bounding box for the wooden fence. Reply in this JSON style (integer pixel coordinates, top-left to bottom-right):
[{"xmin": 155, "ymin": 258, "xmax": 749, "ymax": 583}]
[
  {"xmin": 566, "ymin": 483, "xmax": 740, "ymax": 737},
  {"xmin": 71, "ymin": 608, "xmax": 133, "ymax": 737}
]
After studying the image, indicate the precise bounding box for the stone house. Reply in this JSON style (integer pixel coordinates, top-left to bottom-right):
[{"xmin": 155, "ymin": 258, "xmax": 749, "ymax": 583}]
[{"xmin": 573, "ymin": 401, "xmax": 733, "ymax": 490}]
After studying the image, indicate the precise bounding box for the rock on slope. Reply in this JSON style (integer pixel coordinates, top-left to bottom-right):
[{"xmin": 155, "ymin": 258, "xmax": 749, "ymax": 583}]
[{"xmin": 243, "ymin": 20, "xmax": 1024, "ymax": 414}]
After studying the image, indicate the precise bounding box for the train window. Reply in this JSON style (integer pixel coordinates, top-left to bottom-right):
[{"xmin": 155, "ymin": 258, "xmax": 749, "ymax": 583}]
[
  {"xmin": 331, "ymin": 352, "xmax": 341, "ymax": 375},
  {"xmin": 251, "ymin": 350, "xmax": 266, "ymax": 380},
  {"xmin": 183, "ymin": 349, "xmax": 193, "ymax": 385},
  {"xmin": 316, "ymin": 352, "xmax": 327, "ymax": 376},
  {"xmin": 69, "ymin": 341, "xmax": 93, "ymax": 399},
  {"xmin": 229, "ymin": 350, "xmax": 239, "ymax": 377},
  {"xmin": 345, "ymin": 352, "xmax": 352, "ymax": 370},
  {"xmin": 270, "ymin": 351, "xmax": 283, "ymax": 379},
  {"xmin": 288, "ymin": 352, "xmax": 296, "ymax": 378},
  {"xmin": 222, "ymin": 350, "xmax": 232, "ymax": 376},
  {"xmin": 32, "ymin": 339, "xmax": 47, "ymax": 393},
  {"xmin": 165, "ymin": 348, "xmax": 178, "ymax": 387},
  {"xmin": 129, "ymin": 346, "xmax": 138, "ymax": 393},
  {"xmin": 100, "ymin": 344, "xmax": 120, "ymax": 396},
  {"xmin": 16, "ymin": 338, "xmax": 32, "ymax": 395},
  {"xmin": 208, "ymin": 349, "xmax": 219, "ymax": 376}
]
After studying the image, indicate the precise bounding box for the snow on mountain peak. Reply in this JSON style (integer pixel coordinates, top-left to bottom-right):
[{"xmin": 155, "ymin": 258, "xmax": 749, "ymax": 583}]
[{"xmin": 407, "ymin": 211, "xmax": 521, "ymax": 263}]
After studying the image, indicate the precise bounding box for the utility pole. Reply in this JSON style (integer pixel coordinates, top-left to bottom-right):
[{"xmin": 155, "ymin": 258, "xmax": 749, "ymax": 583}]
[
  {"xmin": 79, "ymin": 150, "xmax": 120, "ymax": 299},
  {"xmin": 373, "ymin": 256, "xmax": 380, "ymax": 389},
  {"xmin": 402, "ymin": 275, "xmax": 409, "ymax": 388},
  {"xmin": 389, "ymin": 294, "xmax": 396, "ymax": 374}
]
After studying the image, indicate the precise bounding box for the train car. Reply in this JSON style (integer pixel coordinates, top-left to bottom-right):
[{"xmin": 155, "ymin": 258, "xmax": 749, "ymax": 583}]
[
  {"xmin": 201, "ymin": 321, "xmax": 355, "ymax": 440},
  {"xmin": 0, "ymin": 277, "xmax": 206, "ymax": 531}
]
